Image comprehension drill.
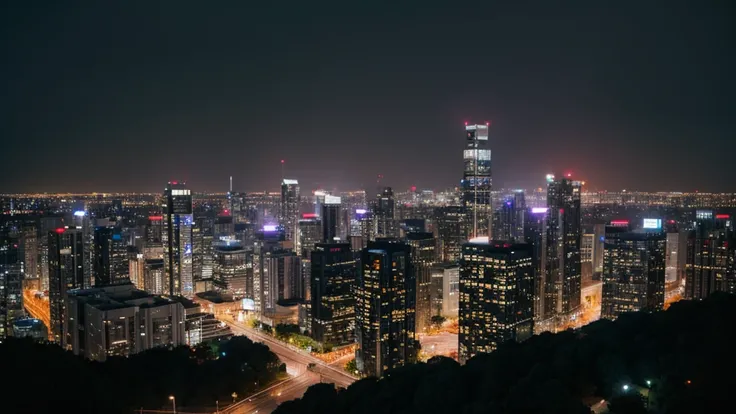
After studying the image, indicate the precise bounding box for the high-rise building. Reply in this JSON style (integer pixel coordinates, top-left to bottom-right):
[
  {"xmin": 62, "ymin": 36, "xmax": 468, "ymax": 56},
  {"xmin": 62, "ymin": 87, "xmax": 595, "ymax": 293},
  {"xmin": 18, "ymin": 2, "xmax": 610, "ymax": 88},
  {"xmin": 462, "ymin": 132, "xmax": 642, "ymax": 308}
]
[
  {"xmin": 299, "ymin": 216, "xmax": 322, "ymax": 259},
  {"xmin": 524, "ymin": 207, "xmax": 548, "ymax": 328},
  {"xmin": 212, "ymin": 240, "xmax": 251, "ymax": 297},
  {"xmin": 0, "ymin": 236, "xmax": 24, "ymax": 339},
  {"xmin": 543, "ymin": 174, "xmax": 582, "ymax": 323},
  {"xmin": 129, "ymin": 253, "xmax": 145, "ymax": 290},
  {"xmin": 144, "ymin": 258, "xmax": 165, "ymax": 295},
  {"xmin": 322, "ymin": 195, "xmax": 341, "ymax": 242},
  {"xmin": 280, "ymin": 179, "xmax": 300, "ymax": 252},
  {"xmin": 434, "ymin": 206, "xmax": 466, "ymax": 263},
  {"xmin": 685, "ymin": 211, "xmax": 734, "ymax": 299},
  {"xmin": 64, "ymin": 283, "xmax": 185, "ymax": 361},
  {"xmin": 162, "ymin": 182, "xmax": 194, "ymax": 297},
  {"xmin": 601, "ymin": 220, "xmax": 666, "ymax": 319},
  {"xmin": 93, "ymin": 226, "xmax": 129, "ymax": 286},
  {"xmin": 21, "ymin": 226, "xmax": 38, "ymax": 279},
  {"xmin": 261, "ymin": 249, "xmax": 302, "ymax": 312},
  {"xmin": 461, "ymin": 123, "xmax": 491, "ymax": 239},
  {"xmin": 458, "ymin": 238, "xmax": 534, "ymax": 363},
  {"xmin": 492, "ymin": 194, "xmax": 525, "ymax": 242},
  {"xmin": 430, "ymin": 264, "xmax": 459, "ymax": 317},
  {"xmin": 406, "ymin": 232, "xmax": 437, "ymax": 335},
  {"xmin": 372, "ymin": 187, "xmax": 398, "ymax": 238},
  {"xmin": 310, "ymin": 243, "xmax": 356, "ymax": 346},
  {"xmin": 48, "ymin": 227, "xmax": 85, "ymax": 343},
  {"xmin": 581, "ymin": 233, "xmax": 594, "ymax": 286},
  {"xmin": 355, "ymin": 239, "xmax": 417, "ymax": 377}
]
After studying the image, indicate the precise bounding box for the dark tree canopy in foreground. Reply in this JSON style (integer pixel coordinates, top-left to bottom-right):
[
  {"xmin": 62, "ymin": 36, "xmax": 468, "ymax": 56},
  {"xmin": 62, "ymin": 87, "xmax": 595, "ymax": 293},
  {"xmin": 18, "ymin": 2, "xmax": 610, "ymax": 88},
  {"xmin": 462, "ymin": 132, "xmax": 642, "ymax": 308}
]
[
  {"xmin": 276, "ymin": 294, "xmax": 736, "ymax": 414},
  {"xmin": 0, "ymin": 336, "xmax": 284, "ymax": 414}
]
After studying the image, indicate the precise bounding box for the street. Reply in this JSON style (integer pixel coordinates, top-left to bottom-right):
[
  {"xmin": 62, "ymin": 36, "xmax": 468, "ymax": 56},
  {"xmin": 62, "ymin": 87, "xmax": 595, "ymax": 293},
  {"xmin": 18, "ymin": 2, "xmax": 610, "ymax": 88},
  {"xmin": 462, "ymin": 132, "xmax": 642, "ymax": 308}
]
[{"xmin": 219, "ymin": 320, "xmax": 358, "ymax": 413}]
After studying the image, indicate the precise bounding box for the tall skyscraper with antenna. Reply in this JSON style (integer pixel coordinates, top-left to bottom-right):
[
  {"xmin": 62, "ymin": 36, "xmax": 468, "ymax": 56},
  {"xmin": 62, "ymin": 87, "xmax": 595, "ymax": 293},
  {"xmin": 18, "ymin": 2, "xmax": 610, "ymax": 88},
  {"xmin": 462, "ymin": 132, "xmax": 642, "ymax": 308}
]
[{"xmin": 461, "ymin": 122, "xmax": 491, "ymax": 238}]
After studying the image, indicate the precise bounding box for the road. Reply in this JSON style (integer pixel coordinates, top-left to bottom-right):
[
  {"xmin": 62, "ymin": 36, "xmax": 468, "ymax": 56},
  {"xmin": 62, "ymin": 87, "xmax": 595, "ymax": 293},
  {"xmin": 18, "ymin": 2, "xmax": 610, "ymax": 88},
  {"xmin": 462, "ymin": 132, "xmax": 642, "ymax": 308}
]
[
  {"xmin": 220, "ymin": 320, "xmax": 358, "ymax": 414},
  {"xmin": 22, "ymin": 289, "xmax": 51, "ymax": 338},
  {"xmin": 419, "ymin": 332, "xmax": 457, "ymax": 359},
  {"xmin": 223, "ymin": 372, "xmax": 321, "ymax": 414}
]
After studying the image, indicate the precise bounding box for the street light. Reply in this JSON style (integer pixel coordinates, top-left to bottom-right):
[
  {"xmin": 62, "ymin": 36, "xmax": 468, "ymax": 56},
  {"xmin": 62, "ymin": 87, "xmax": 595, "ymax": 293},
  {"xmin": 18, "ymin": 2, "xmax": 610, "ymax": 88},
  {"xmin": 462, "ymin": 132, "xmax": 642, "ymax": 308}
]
[
  {"xmin": 646, "ymin": 380, "xmax": 652, "ymax": 387},
  {"xmin": 622, "ymin": 384, "xmax": 629, "ymax": 391},
  {"xmin": 168, "ymin": 396, "xmax": 176, "ymax": 414}
]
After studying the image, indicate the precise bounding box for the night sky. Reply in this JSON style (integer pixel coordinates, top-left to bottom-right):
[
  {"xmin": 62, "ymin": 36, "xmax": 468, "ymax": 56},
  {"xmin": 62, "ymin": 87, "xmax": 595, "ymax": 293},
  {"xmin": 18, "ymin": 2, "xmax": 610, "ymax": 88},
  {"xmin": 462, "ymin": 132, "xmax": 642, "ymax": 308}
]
[{"xmin": 2, "ymin": 1, "xmax": 734, "ymax": 193}]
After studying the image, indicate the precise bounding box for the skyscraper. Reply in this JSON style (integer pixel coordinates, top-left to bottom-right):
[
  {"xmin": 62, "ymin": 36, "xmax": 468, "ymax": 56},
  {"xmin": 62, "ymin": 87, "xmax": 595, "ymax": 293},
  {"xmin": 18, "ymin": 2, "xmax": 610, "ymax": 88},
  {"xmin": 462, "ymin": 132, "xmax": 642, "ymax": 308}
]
[
  {"xmin": 93, "ymin": 226, "xmax": 129, "ymax": 286},
  {"xmin": 212, "ymin": 240, "xmax": 251, "ymax": 297},
  {"xmin": 459, "ymin": 238, "xmax": 534, "ymax": 363},
  {"xmin": 685, "ymin": 211, "xmax": 734, "ymax": 299},
  {"xmin": 406, "ymin": 232, "xmax": 437, "ymax": 335},
  {"xmin": 434, "ymin": 206, "xmax": 466, "ymax": 263},
  {"xmin": 601, "ymin": 220, "xmax": 666, "ymax": 319},
  {"xmin": 430, "ymin": 264, "xmax": 459, "ymax": 318},
  {"xmin": 280, "ymin": 179, "xmax": 300, "ymax": 252},
  {"xmin": 162, "ymin": 182, "xmax": 193, "ymax": 297},
  {"xmin": 48, "ymin": 227, "xmax": 85, "ymax": 343},
  {"xmin": 0, "ymin": 235, "xmax": 24, "ymax": 339},
  {"xmin": 372, "ymin": 187, "xmax": 398, "ymax": 238},
  {"xmin": 261, "ymin": 249, "xmax": 302, "ymax": 312},
  {"xmin": 544, "ymin": 174, "xmax": 582, "ymax": 323},
  {"xmin": 524, "ymin": 207, "xmax": 549, "ymax": 328},
  {"xmin": 355, "ymin": 239, "xmax": 417, "ymax": 377},
  {"xmin": 322, "ymin": 195, "xmax": 341, "ymax": 242},
  {"xmin": 461, "ymin": 123, "xmax": 491, "ymax": 239},
  {"xmin": 310, "ymin": 243, "xmax": 356, "ymax": 346}
]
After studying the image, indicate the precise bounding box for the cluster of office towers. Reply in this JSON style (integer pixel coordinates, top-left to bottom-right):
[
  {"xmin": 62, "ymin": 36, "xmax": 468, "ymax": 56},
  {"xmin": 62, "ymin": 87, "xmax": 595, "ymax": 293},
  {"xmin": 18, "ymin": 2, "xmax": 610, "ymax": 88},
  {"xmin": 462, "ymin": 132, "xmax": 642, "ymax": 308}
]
[{"xmin": 3, "ymin": 124, "xmax": 735, "ymax": 374}]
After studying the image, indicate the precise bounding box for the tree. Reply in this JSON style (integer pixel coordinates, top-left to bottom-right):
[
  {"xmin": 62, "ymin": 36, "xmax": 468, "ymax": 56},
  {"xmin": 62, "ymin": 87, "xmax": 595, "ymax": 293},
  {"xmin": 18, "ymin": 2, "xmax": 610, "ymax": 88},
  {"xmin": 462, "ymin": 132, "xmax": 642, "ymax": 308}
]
[
  {"xmin": 607, "ymin": 393, "xmax": 648, "ymax": 414},
  {"xmin": 430, "ymin": 315, "xmax": 446, "ymax": 329}
]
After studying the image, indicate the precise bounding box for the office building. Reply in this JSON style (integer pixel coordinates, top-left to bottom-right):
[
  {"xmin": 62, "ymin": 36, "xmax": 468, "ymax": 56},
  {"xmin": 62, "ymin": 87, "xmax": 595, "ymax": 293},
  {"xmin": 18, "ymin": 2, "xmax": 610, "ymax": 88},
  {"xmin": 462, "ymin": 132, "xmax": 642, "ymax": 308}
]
[
  {"xmin": 355, "ymin": 240, "xmax": 417, "ymax": 377},
  {"xmin": 144, "ymin": 258, "xmax": 165, "ymax": 295},
  {"xmin": 299, "ymin": 215, "xmax": 322, "ymax": 259},
  {"xmin": 372, "ymin": 187, "xmax": 398, "ymax": 238},
  {"xmin": 524, "ymin": 207, "xmax": 548, "ymax": 327},
  {"xmin": 260, "ymin": 249, "xmax": 301, "ymax": 312},
  {"xmin": 322, "ymin": 195, "xmax": 341, "ymax": 242},
  {"xmin": 128, "ymin": 252, "xmax": 145, "ymax": 290},
  {"xmin": 685, "ymin": 211, "xmax": 734, "ymax": 299},
  {"xmin": 434, "ymin": 206, "xmax": 466, "ymax": 263},
  {"xmin": 162, "ymin": 181, "xmax": 194, "ymax": 297},
  {"xmin": 430, "ymin": 263, "xmax": 459, "ymax": 318},
  {"xmin": 493, "ymin": 193, "xmax": 525, "ymax": 242},
  {"xmin": 48, "ymin": 227, "xmax": 86, "ymax": 343},
  {"xmin": 406, "ymin": 232, "xmax": 437, "ymax": 334},
  {"xmin": 0, "ymin": 237, "xmax": 24, "ymax": 339},
  {"xmin": 280, "ymin": 179, "xmax": 300, "ymax": 252},
  {"xmin": 310, "ymin": 243, "xmax": 356, "ymax": 346},
  {"xmin": 11, "ymin": 318, "xmax": 48, "ymax": 341},
  {"xmin": 601, "ymin": 219, "xmax": 666, "ymax": 319},
  {"xmin": 212, "ymin": 240, "xmax": 251, "ymax": 297},
  {"xmin": 461, "ymin": 123, "xmax": 492, "ymax": 239},
  {"xmin": 581, "ymin": 233, "xmax": 594, "ymax": 286},
  {"xmin": 64, "ymin": 283, "xmax": 185, "ymax": 361},
  {"xmin": 459, "ymin": 239, "xmax": 534, "ymax": 363},
  {"xmin": 93, "ymin": 226, "xmax": 129, "ymax": 286},
  {"xmin": 543, "ymin": 174, "xmax": 582, "ymax": 322}
]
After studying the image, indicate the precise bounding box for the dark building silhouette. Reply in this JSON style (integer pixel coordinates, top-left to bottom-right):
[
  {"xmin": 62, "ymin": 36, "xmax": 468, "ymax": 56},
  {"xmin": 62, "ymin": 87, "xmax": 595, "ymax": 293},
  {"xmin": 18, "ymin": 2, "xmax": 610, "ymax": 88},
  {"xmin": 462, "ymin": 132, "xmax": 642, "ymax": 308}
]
[{"xmin": 48, "ymin": 227, "xmax": 85, "ymax": 344}]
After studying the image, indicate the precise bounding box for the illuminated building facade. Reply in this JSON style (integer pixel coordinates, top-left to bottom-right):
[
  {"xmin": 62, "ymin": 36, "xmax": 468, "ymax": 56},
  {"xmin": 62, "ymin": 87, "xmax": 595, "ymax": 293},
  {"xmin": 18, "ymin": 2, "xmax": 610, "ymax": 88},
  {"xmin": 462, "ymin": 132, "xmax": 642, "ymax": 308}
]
[
  {"xmin": 430, "ymin": 264, "xmax": 459, "ymax": 317},
  {"xmin": 0, "ymin": 237, "xmax": 24, "ymax": 339},
  {"xmin": 310, "ymin": 243, "xmax": 356, "ymax": 346},
  {"xmin": 144, "ymin": 258, "xmax": 165, "ymax": 295},
  {"xmin": 461, "ymin": 123, "xmax": 491, "ymax": 239},
  {"xmin": 544, "ymin": 175, "xmax": 582, "ymax": 321},
  {"xmin": 459, "ymin": 239, "xmax": 534, "ymax": 363},
  {"xmin": 48, "ymin": 227, "xmax": 86, "ymax": 343},
  {"xmin": 64, "ymin": 283, "xmax": 185, "ymax": 361},
  {"xmin": 601, "ymin": 221, "xmax": 666, "ymax": 319},
  {"xmin": 524, "ymin": 207, "xmax": 548, "ymax": 326},
  {"xmin": 685, "ymin": 211, "xmax": 735, "ymax": 299},
  {"xmin": 261, "ymin": 249, "xmax": 302, "ymax": 312},
  {"xmin": 162, "ymin": 181, "xmax": 193, "ymax": 297},
  {"xmin": 212, "ymin": 241, "xmax": 251, "ymax": 297},
  {"xmin": 434, "ymin": 206, "xmax": 466, "ymax": 263},
  {"xmin": 93, "ymin": 226, "xmax": 129, "ymax": 286},
  {"xmin": 355, "ymin": 240, "xmax": 417, "ymax": 377},
  {"xmin": 280, "ymin": 179, "xmax": 300, "ymax": 251},
  {"xmin": 406, "ymin": 232, "xmax": 437, "ymax": 335},
  {"xmin": 372, "ymin": 187, "xmax": 398, "ymax": 238}
]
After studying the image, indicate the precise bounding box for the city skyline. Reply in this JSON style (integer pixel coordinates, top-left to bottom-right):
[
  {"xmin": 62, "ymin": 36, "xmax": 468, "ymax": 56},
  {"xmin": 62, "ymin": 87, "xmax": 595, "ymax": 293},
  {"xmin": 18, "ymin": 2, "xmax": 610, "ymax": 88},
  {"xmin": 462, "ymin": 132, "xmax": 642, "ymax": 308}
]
[{"xmin": 3, "ymin": 1, "xmax": 735, "ymax": 193}]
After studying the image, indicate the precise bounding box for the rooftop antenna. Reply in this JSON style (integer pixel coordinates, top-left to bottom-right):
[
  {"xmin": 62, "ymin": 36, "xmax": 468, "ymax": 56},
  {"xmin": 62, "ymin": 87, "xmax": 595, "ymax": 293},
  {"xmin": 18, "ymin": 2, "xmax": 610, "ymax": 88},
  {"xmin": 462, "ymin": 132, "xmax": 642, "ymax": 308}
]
[
  {"xmin": 229, "ymin": 176, "xmax": 232, "ymax": 193},
  {"xmin": 281, "ymin": 159, "xmax": 285, "ymax": 181}
]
